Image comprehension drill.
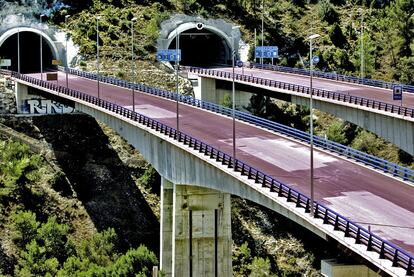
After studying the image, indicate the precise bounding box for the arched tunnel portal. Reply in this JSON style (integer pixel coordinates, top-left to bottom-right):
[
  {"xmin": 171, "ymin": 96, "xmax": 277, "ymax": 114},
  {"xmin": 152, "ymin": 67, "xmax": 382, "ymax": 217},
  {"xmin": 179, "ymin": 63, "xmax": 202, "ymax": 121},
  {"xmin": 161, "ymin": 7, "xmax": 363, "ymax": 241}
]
[
  {"xmin": 165, "ymin": 23, "xmax": 236, "ymax": 67},
  {"xmin": 0, "ymin": 28, "xmax": 59, "ymax": 73}
]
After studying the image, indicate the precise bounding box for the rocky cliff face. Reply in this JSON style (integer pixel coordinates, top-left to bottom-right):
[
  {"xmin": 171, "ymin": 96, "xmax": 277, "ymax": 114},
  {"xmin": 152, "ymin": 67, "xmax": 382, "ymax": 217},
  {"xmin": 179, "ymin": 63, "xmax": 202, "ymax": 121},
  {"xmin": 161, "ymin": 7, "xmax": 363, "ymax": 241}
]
[{"xmin": 0, "ymin": 74, "xmax": 17, "ymax": 114}]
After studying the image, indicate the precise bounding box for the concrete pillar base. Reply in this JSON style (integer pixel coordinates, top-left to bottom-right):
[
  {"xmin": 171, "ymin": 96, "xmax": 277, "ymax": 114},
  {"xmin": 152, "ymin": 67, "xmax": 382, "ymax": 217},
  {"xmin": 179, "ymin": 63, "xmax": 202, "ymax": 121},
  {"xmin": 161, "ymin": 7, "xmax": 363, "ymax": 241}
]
[{"xmin": 160, "ymin": 178, "xmax": 232, "ymax": 277}]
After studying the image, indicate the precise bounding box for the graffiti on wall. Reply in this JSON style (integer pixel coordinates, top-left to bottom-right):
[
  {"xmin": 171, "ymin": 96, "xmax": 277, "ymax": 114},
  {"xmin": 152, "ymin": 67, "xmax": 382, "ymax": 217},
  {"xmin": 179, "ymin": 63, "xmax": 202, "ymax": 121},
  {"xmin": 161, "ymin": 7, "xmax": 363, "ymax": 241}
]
[{"xmin": 23, "ymin": 98, "xmax": 74, "ymax": 114}]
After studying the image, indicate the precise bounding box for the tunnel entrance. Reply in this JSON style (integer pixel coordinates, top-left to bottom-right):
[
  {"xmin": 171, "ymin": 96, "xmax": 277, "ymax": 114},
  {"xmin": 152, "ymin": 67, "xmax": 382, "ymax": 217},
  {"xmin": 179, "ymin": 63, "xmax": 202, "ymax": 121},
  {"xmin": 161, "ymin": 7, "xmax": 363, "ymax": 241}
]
[
  {"xmin": 168, "ymin": 28, "xmax": 231, "ymax": 67},
  {"xmin": 0, "ymin": 31, "xmax": 55, "ymax": 73}
]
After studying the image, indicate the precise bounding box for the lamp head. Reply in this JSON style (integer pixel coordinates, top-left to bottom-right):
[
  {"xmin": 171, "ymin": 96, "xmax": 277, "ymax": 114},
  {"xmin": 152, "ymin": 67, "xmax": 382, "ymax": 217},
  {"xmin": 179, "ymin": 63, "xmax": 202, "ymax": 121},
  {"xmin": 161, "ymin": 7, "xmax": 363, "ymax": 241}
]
[
  {"xmin": 40, "ymin": 14, "xmax": 46, "ymax": 18},
  {"xmin": 65, "ymin": 15, "xmax": 71, "ymax": 19},
  {"xmin": 307, "ymin": 34, "xmax": 320, "ymax": 40},
  {"xmin": 132, "ymin": 17, "xmax": 138, "ymax": 22}
]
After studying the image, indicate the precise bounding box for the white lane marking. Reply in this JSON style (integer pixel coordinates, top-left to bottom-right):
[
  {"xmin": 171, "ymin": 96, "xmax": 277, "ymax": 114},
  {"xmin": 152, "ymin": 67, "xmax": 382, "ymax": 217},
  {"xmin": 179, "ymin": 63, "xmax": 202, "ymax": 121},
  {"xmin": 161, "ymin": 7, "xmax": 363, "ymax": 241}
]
[
  {"xmin": 325, "ymin": 191, "xmax": 414, "ymax": 248},
  {"xmin": 221, "ymin": 137, "xmax": 336, "ymax": 172},
  {"xmin": 123, "ymin": 104, "xmax": 178, "ymax": 119}
]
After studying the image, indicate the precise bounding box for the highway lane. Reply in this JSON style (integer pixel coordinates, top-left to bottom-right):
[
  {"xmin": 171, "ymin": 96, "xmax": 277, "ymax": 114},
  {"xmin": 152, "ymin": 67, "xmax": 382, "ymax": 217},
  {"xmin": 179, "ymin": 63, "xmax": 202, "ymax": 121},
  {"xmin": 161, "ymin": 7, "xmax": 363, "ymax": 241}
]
[
  {"xmin": 217, "ymin": 67, "xmax": 414, "ymax": 108},
  {"xmin": 29, "ymin": 72, "xmax": 414, "ymax": 255}
]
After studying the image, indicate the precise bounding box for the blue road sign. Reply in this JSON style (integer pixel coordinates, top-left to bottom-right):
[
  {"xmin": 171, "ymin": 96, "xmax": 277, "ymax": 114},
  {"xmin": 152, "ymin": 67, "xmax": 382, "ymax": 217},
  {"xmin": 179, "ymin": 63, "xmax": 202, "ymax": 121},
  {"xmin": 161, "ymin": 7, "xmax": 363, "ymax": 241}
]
[
  {"xmin": 255, "ymin": 46, "xmax": 278, "ymax": 59},
  {"xmin": 393, "ymin": 85, "xmax": 403, "ymax": 101},
  {"xmin": 156, "ymin": 49, "xmax": 181, "ymax": 62},
  {"xmin": 312, "ymin": 56, "xmax": 320, "ymax": 64},
  {"xmin": 236, "ymin": 60, "xmax": 244, "ymax": 67}
]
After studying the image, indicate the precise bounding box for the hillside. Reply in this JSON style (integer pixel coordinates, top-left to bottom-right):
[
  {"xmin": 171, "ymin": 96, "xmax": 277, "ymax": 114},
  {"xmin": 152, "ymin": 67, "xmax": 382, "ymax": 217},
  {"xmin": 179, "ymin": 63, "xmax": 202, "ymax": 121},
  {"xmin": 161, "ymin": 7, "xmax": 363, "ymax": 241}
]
[{"xmin": 48, "ymin": 0, "xmax": 414, "ymax": 84}]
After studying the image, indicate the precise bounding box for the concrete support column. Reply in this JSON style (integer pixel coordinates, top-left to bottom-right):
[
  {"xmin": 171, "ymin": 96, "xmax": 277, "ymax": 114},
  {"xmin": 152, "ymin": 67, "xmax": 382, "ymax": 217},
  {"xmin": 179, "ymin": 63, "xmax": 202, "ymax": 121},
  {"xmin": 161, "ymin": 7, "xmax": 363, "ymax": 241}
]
[
  {"xmin": 160, "ymin": 178, "xmax": 232, "ymax": 277},
  {"xmin": 14, "ymin": 82, "xmax": 28, "ymax": 113},
  {"xmin": 193, "ymin": 76, "xmax": 251, "ymax": 110},
  {"xmin": 160, "ymin": 178, "xmax": 174, "ymax": 276},
  {"xmin": 194, "ymin": 77, "xmax": 217, "ymax": 103}
]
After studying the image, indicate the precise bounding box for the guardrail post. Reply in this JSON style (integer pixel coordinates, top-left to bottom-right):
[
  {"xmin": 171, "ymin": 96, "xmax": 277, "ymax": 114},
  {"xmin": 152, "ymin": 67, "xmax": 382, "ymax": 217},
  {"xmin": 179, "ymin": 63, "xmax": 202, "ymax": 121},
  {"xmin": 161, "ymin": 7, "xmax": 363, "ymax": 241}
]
[
  {"xmin": 367, "ymin": 234, "xmax": 373, "ymax": 251},
  {"xmin": 296, "ymin": 194, "xmax": 301, "ymax": 207},
  {"xmin": 379, "ymin": 242, "xmax": 386, "ymax": 259},
  {"xmin": 355, "ymin": 228, "xmax": 361, "ymax": 244},
  {"xmin": 392, "ymin": 249, "xmax": 399, "ymax": 267},
  {"xmin": 305, "ymin": 199, "xmax": 310, "ymax": 213},
  {"xmin": 270, "ymin": 180, "xmax": 276, "ymax": 192},
  {"xmin": 334, "ymin": 215, "xmax": 339, "ymax": 230},
  {"xmin": 345, "ymin": 221, "xmax": 350, "ymax": 237},
  {"xmin": 314, "ymin": 203, "xmax": 319, "ymax": 218},
  {"xmin": 407, "ymin": 258, "xmax": 413, "ymax": 276},
  {"xmin": 278, "ymin": 184, "xmax": 283, "ymax": 197},
  {"xmin": 323, "ymin": 211, "xmax": 329, "ymax": 224}
]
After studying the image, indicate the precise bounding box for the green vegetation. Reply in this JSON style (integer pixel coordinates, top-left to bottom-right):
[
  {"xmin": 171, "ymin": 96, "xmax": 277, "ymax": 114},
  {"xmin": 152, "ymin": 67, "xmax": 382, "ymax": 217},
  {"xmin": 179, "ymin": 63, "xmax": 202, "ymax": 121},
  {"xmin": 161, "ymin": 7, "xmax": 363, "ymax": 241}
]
[{"xmin": 0, "ymin": 117, "xmax": 160, "ymax": 277}]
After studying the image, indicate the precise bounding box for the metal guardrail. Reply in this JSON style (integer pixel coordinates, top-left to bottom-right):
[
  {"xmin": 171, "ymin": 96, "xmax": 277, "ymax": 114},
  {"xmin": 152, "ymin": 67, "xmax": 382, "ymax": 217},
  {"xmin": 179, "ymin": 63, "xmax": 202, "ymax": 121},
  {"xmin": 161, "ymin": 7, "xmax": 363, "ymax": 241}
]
[
  {"xmin": 65, "ymin": 67, "xmax": 414, "ymax": 183},
  {"xmin": 250, "ymin": 63, "xmax": 414, "ymax": 94},
  {"xmin": 189, "ymin": 67, "xmax": 414, "ymax": 119},
  {"xmin": 0, "ymin": 69, "xmax": 12, "ymax": 76},
  {"xmin": 13, "ymin": 71, "xmax": 414, "ymax": 276}
]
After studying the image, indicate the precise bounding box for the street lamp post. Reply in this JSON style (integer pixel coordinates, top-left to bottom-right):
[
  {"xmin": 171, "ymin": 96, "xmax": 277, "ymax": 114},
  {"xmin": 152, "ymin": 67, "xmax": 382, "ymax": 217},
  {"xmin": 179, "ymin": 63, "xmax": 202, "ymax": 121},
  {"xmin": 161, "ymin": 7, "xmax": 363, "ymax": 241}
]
[
  {"xmin": 359, "ymin": 8, "xmax": 364, "ymax": 82},
  {"xmin": 17, "ymin": 28, "xmax": 20, "ymax": 74},
  {"xmin": 17, "ymin": 13, "xmax": 22, "ymax": 74},
  {"xmin": 231, "ymin": 26, "xmax": 240, "ymax": 163},
  {"xmin": 308, "ymin": 33, "xmax": 320, "ymax": 217},
  {"xmin": 96, "ymin": 15, "xmax": 101, "ymax": 99},
  {"xmin": 131, "ymin": 17, "xmax": 137, "ymax": 113},
  {"xmin": 65, "ymin": 15, "xmax": 70, "ymax": 88},
  {"xmin": 175, "ymin": 26, "xmax": 180, "ymax": 135},
  {"xmin": 232, "ymin": 39, "xmax": 236, "ymax": 161},
  {"xmin": 40, "ymin": 14, "xmax": 45, "ymax": 80},
  {"xmin": 261, "ymin": 0, "xmax": 264, "ymax": 68}
]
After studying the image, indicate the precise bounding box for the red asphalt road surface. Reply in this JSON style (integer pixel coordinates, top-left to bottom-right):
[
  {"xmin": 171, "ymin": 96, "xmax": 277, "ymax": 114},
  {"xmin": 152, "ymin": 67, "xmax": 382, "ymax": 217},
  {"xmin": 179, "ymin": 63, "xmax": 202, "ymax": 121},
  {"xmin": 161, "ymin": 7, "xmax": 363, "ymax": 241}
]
[
  {"xmin": 218, "ymin": 67, "xmax": 414, "ymax": 108},
  {"xmin": 28, "ymin": 72, "xmax": 414, "ymax": 255}
]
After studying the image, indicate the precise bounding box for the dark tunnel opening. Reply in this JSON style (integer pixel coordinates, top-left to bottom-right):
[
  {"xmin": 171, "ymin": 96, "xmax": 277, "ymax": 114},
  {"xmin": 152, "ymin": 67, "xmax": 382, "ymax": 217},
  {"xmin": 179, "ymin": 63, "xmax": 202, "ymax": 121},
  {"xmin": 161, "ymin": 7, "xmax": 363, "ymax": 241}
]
[
  {"xmin": 168, "ymin": 28, "xmax": 231, "ymax": 67},
  {"xmin": 0, "ymin": 31, "xmax": 55, "ymax": 73}
]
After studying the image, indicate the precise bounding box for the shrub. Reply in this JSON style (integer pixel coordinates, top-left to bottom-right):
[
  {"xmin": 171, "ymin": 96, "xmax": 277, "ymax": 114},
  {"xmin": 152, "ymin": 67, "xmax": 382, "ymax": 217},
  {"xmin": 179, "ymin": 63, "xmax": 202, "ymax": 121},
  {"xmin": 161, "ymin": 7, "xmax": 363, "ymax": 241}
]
[
  {"xmin": 11, "ymin": 211, "xmax": 40, "ymax": 248},
  {"xmin": 318, "ymin": 0, "xmax": 339, "ymax": 24}
]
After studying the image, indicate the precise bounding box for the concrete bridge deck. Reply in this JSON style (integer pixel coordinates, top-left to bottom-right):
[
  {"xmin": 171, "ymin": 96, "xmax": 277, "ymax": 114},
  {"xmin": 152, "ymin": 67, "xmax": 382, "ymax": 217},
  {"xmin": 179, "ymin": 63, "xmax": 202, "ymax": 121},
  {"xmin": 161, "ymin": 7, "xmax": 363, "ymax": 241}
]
[
  {"xmin": 22, "ymin": 71, "xmax": 414, "ymax": 261},
  {"xmin": 218, "ymin": 66, "xmax": 414, "ymax": 108}
]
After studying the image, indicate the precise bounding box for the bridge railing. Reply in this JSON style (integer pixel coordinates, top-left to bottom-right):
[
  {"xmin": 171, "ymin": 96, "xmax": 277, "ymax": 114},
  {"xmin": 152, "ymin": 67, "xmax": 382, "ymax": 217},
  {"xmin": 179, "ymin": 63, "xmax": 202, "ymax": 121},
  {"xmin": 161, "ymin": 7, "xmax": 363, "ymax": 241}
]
[
  {"xmin": 189, "ymin": 67, "xmax": 414, "ymax": 119},
  {"xmin": 12, "ymin": 71, "xmax": 414, "ymax": 275},
  {"xmin": 0, "ymin": 69, "xmax": 12, "ymax": 76},
  {"xmin": 64, "ymin": 67, "xmax": 414, "ymax": 183},
  {"xmin": 249, "ymin": 62, "xmax": 414, "ymax": 94}
]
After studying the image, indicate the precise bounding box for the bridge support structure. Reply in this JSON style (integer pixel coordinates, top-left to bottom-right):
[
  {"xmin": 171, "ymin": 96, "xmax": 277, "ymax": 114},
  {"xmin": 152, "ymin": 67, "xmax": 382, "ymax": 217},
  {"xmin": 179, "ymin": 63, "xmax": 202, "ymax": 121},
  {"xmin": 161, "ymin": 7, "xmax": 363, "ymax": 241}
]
[
  {"xmin": 193, "ymin": 76, "xmax": 251, "ymax": 110},
  {"xmin": 160, "ymin": 178, "xmax": 232, "ymax": 277}
]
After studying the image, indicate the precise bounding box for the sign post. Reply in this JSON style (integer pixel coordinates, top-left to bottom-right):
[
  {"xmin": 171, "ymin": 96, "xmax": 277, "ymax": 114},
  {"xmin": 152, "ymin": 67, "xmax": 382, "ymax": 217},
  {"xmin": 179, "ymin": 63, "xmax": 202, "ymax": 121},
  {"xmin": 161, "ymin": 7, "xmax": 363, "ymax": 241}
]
[
  {"xmin": 255, "ymin": 46, "xmax": 278, "ymax": 64},
  {"xmin": 236, "ymin": 60, "xmax": 244, "ymax": 75},
  {"xmin": 0, "ymin": 59, "xmax": 11, "ymax": 70},
  {"xmin": 393, "ymin": 85, "xmax": 403, "ymax": 106},
  {"xmin": 157, "ymin": 48, "xmax": 181, "ymax": 133},
  {"xmin": 156, "ymin": 49, "xmax": 181, "ymax": 63}
]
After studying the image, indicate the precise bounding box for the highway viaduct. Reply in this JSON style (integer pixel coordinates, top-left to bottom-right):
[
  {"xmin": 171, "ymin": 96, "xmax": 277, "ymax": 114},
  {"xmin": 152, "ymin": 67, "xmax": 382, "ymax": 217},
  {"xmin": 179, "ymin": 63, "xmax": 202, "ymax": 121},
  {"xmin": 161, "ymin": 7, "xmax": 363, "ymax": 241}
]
[
  {"xmin": 1, "ymin": 17, "xmax": 414, "ymax": 276},
  {"xmin": 5, "ymin": 70, "xmax": 413, "ymax": 277},
  {"xmin": 190, "ymin": 67, "xmax": 414, "ymax": 157}
]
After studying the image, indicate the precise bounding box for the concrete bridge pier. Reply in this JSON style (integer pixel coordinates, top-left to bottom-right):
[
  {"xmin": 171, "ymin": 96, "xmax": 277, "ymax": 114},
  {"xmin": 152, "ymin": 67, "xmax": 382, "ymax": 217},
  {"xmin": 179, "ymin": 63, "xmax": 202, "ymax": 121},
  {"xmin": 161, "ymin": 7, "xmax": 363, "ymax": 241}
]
[
  {"xmin": 193, "ymin": 76, "xmax": 251, "ymax": 109},
  {"xmin": 160, "ymin": 178, "xmax": 232, "ymax": 277}
]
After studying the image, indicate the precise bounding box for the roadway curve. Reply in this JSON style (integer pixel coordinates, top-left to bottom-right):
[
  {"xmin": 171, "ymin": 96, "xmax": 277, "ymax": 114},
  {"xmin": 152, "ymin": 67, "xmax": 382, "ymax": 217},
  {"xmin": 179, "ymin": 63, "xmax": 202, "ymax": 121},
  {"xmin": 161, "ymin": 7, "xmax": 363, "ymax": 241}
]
[
  {"xmin": 218, "ymin": 67, "xmax": 414, "ymax": 107},
  {"xmin": 29, "ymin": 72, "xmax": 414, "ymax": 256}
]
